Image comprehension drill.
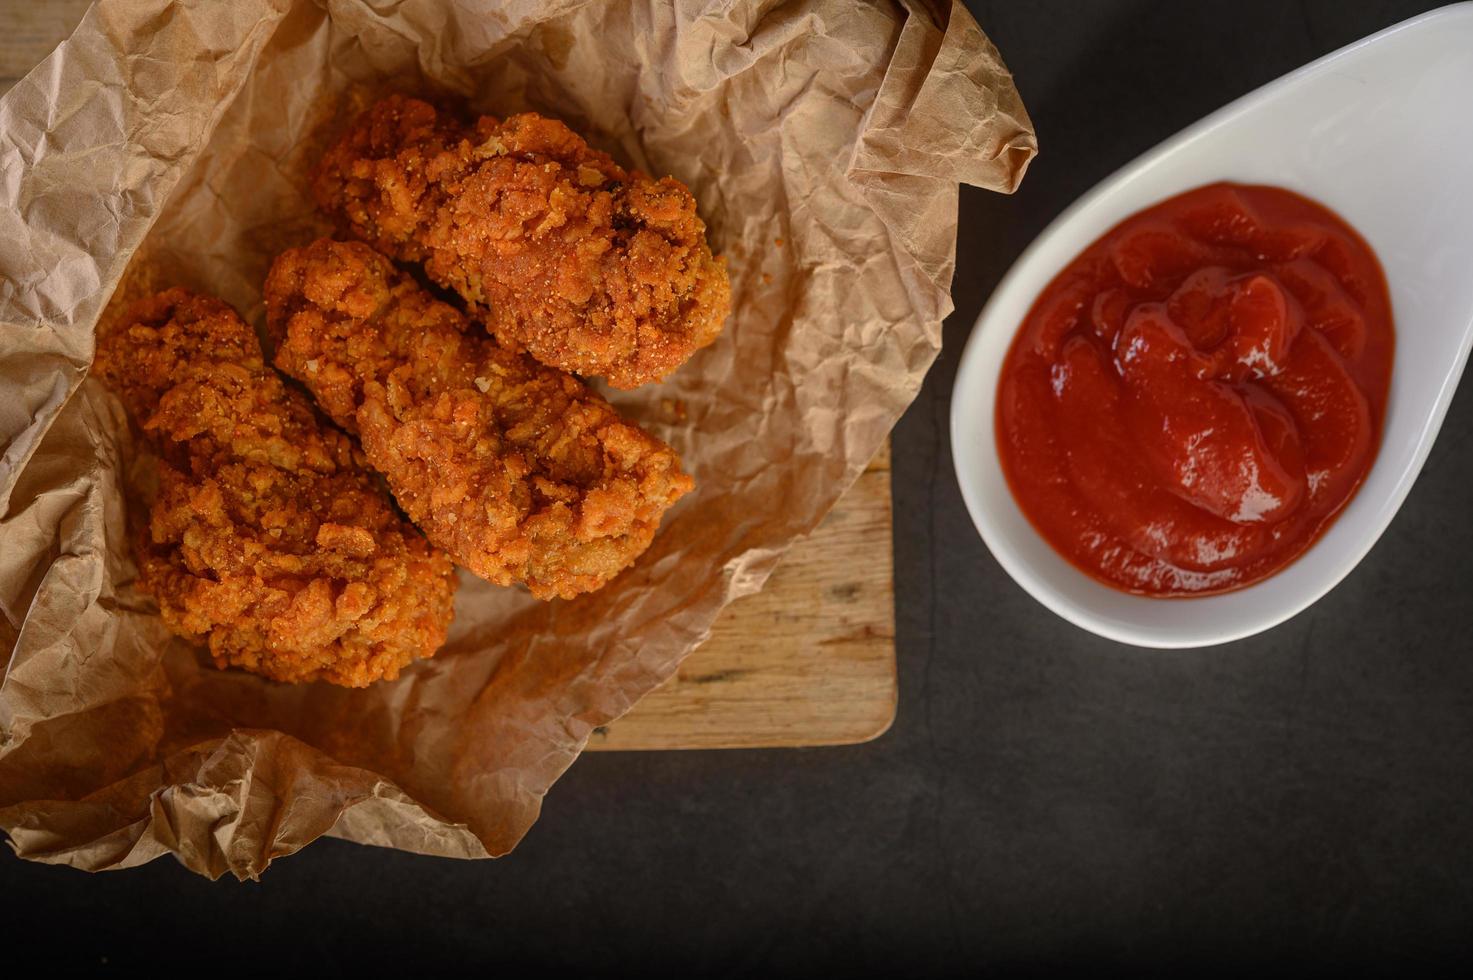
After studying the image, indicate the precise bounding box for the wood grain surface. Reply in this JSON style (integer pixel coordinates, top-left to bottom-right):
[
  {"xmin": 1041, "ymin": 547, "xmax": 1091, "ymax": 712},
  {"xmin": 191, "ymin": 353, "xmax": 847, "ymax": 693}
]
[
  {"xmin": 0, "ymin": 0, "xmax": 900, "ymax": 750},
  {"xmin": 591, "ymin": 446, "xmax": 896, "ymax": 750}
]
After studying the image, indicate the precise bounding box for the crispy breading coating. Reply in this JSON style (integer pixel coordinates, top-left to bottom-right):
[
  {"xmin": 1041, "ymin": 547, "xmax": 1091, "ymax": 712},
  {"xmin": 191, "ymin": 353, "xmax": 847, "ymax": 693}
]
[
  {"xmin": 311, "ymin": 94, "xmax": 730, "ymax": 389},
  {"xmin": 263, "ymin": 238, "xmax": 694, "ymax": 600},
  {"xmin": 93, "ymin": 288, "xmax": 457, "ymax": 687}
]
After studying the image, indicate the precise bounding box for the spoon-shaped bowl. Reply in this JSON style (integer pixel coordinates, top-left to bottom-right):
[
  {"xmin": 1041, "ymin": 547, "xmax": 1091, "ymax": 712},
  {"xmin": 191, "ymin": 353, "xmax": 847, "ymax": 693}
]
[{"xmin": 951, "ymin": 3, "xmax": 1473, "ymax": 648}]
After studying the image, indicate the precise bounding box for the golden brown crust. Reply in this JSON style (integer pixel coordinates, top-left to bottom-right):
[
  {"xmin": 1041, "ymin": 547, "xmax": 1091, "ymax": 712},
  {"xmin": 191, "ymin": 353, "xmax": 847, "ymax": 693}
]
[
  {"xmin": 264, "ymin": 238, "xmax": 694, "ymax": 600},
  {"xmin": 311, "ymin": 95, "xmax": 730, "ymax": 389},
  {"xmin": 93, "ymin": 288, "xmax": 457, "ymax": 687}
]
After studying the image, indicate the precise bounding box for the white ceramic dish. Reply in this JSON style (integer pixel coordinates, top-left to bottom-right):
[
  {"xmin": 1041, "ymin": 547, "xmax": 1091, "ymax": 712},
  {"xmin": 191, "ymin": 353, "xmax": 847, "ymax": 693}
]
[{"xmin": 951, "ymin": 3, "xmax": 1473, "ymax": 648}]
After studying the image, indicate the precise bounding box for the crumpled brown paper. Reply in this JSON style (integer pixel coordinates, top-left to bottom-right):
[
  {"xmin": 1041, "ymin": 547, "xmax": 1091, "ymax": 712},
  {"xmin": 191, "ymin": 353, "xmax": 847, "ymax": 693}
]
[{"xmin": 0, "ymin": 0, "xmax": 1034, "ymax": 879}]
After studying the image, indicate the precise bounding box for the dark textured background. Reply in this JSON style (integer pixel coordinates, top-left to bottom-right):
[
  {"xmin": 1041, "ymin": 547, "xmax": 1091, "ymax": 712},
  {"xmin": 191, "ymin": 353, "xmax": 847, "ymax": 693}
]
[{"xmin": 4, "ymin": 0, "xmax": 1469, "ymax": 972}]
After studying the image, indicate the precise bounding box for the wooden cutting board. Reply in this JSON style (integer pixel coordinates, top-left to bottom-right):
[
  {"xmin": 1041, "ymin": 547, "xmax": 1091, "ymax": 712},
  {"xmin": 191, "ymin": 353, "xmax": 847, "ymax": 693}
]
[
  {"xmin": 0, "ymin": 0, "xmax": 899, "ymax": 750},
  {"xmin": 592, "ymin": 446, "xmax": 895, "ymax": 750}
]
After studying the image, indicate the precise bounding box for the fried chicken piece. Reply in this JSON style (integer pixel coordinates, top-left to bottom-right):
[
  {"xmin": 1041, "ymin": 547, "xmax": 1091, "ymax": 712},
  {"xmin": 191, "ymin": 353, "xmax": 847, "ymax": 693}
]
[
  {"xmin": 93, "ymin": 288, "xmax": 457, "ymax": 687},
  {"xmin": 312, "ymin": 94, "xmax": 730, "ymax": 390},
  {"xmin": 263, "ymin": 238, "xmax": 694, "ymax": 600}
]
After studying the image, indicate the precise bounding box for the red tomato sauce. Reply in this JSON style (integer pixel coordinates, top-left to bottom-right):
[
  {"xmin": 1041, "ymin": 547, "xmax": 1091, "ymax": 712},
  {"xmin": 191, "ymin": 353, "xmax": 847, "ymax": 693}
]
[{"xmin": 995, "ymin": 183, "xmax": 1394, "ymax": 596}]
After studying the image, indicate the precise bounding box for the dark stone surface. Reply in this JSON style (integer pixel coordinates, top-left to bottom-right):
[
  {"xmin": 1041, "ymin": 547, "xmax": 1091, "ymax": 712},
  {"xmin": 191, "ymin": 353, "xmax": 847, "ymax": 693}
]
[{"xmin": 4, "ymin": 1, "xmax": 1468, "ymax": 972}]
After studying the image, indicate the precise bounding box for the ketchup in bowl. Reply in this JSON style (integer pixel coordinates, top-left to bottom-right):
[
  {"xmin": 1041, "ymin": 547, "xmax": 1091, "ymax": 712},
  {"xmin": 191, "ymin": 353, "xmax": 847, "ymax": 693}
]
[{"xmin": 995, "ymin": 183, "xmax": 1394, "ymax": 596}]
